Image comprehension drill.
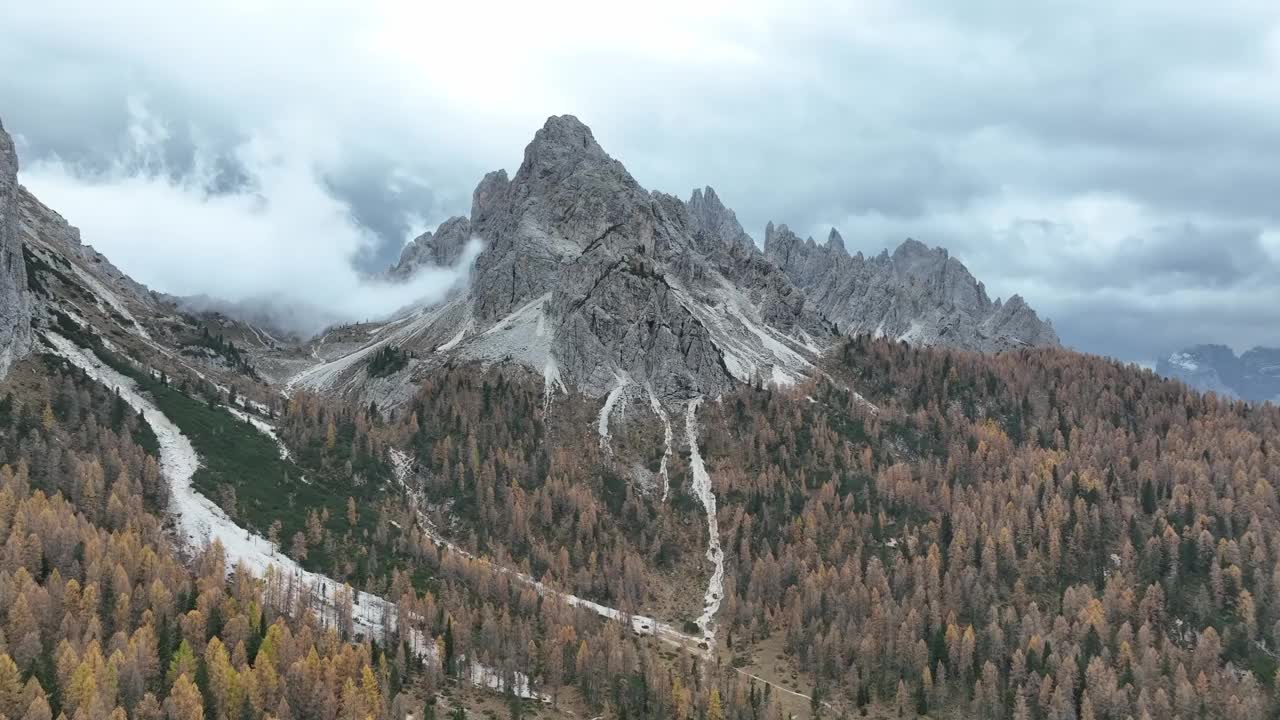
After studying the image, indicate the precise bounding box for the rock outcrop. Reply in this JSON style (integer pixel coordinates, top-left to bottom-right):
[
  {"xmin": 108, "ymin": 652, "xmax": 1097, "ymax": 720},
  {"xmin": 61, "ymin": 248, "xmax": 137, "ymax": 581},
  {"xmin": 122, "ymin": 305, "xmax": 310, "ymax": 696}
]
[
  {"xmin": 390, "ymin": 216, "xmax": 473, "ymax": 278},
  {"xmin": 765, "ymin": 228, "xmax": 1059, "ymax": 352},
  {"xmin": 0, "ymin": 117, "xmax": 32, "ymax": 379},
  {"xmin": 1158, "ymin": 345, "xmax": 1280, "ymax": 403}
]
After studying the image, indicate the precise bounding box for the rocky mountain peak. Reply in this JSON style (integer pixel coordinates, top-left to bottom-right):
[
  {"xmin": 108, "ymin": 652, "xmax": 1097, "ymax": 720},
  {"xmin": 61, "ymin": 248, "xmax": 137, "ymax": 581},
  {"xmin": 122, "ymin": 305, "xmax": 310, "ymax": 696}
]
[
  {"xmin": 0, "ymin": 116, "xmax": 33, "ymax": 379},
  {"xmin": 518, "ymin": 114, "xmax": 624, "ymax": 184},
  {"xmin": 762, "ymin": 221, "xmax": 800, "ymax": 263},
  {"xmin": 390, "ymin": 216, "xmax": 472, "ymax": 278},
  {"xmin": 687, "ymin": 185, "xmax": 753, "ymax": 253},
  {"xmin": 826, "ymin": 228, "xmax": 847, "ymax": 256},
  {"xmin": 288, "ymin": 114, "xmax": 1057, "ymax": 406},
  {"xmin": 291, "ymin": 115, "xmax": 836, "ymax": 403},
  {"xmin": 890, "ymin": 237, "xmax": 945, "ymax": 266},
  {"xmin": 470, "ymin": 169, "xmax": 510, "ymax": 226}
]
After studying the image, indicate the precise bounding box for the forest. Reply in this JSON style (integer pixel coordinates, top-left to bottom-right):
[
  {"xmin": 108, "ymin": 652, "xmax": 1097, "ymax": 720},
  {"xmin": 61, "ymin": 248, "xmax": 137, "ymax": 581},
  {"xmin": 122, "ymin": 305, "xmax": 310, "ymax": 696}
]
[{"xmin": 3, "ymin": 328, "xmax": 1278, "ymax": 719}]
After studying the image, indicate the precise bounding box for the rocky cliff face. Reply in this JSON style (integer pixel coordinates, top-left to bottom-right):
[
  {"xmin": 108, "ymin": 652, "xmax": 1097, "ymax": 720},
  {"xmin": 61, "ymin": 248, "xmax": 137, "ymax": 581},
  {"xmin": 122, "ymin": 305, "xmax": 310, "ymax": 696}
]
[
  {"xmin": 0, "ymin": 118, "xmax": 32, "ymax": 379},
  {"xmin": 765, "ymin": 228, "xmax": 1059, "ymax": 352},
  {"xmin": 390, "ymin": 216, "xmax": 473, "ymax": 278},
  {"xmin": 288, "ymin": 115, "xmax": 1064, "ymax": 408},
  {"xmin": 294, "ymin": 116, "xmax": 832, "ymax": 404},
  {"xmin": 1158, "ymin": 345, "xmax": 1280, "ymax": 403}
]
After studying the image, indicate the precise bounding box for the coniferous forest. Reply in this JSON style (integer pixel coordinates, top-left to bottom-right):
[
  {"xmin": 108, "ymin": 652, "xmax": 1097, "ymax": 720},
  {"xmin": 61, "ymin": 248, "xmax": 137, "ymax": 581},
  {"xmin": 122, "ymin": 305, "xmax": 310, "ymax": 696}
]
[{"xmin": 3, "ymin": 332, "xmax": 1279, "ymax": 719}]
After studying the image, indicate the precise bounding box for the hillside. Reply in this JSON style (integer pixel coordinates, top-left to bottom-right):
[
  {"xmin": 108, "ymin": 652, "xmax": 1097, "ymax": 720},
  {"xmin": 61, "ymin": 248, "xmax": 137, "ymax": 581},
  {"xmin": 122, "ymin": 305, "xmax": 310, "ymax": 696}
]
[{"xmin": 3, "ymin": 110, "xmax": 1278, "ymax": 719}]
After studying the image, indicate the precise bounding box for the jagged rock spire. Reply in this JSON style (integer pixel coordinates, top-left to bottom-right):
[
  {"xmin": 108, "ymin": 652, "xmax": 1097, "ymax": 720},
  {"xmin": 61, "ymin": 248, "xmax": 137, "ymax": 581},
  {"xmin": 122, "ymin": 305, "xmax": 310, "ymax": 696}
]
[{"xmin": 826, "ymin": 228, "xmax": 847, "ymax": 256}]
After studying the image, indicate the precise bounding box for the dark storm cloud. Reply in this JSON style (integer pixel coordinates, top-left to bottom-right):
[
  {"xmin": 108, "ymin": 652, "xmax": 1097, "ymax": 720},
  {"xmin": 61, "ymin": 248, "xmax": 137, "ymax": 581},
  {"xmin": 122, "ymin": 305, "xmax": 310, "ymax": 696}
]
[{"xmin": 1, "ymin": 0, "xmax": 1277, "ymax": 354}]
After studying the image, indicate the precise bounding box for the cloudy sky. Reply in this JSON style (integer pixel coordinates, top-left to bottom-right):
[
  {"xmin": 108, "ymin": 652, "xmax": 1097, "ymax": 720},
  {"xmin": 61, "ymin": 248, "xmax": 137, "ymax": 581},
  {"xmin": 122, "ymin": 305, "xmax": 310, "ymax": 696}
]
[{"xmin": 3, "ymin": 0, "xmax": 1279, "ymax": 359}]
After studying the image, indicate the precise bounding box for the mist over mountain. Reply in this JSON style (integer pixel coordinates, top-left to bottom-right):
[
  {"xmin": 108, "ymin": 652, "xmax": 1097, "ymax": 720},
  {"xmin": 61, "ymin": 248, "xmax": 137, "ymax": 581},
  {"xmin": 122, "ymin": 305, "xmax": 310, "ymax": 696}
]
[{"xmin": 1158, "ymin": 344, "xmax": 1280, "ymax": 404}]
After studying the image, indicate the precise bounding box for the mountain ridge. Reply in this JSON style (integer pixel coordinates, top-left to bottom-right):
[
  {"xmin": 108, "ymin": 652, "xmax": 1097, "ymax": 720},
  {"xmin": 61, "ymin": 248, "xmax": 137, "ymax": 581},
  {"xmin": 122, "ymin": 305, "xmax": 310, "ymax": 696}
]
[
  {"xmin": 764, "ymin": 224, "xmax": 1059, "ymax": 351},
  {"xmin": 1, "ymin": 113, "xmax": 1060, "ymax": 408},
  {"xmin": 334, "ymin": 114, "xmax": 1057, "ymax": 406},
  {"xmin": 1157, "ymin": 343, "xmax": 1280, "ymax": 403}
]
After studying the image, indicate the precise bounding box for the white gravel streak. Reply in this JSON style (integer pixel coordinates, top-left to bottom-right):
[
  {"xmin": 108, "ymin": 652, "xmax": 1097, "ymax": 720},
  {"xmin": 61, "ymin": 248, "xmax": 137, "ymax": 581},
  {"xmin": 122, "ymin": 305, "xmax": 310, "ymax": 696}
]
[
  {"xmin": 224, "ymin": 406, "xmax": 308, "ymax": 484},
  {"xmin": 541, "ymin": 357, "xmax": 566, "ymax": 416},
  {"xmin": 436, "ymin": 319, "xmax": 471, "ymax": 353},
  {"xmin": 647, "ymin": 388, "xmax": 672, "ymax": 502},
  {"xmin": 45, "ymin": 333, "xmax": 542, "ymax": 698},
  {"xmin": 225, "ymin": 407, "xmax": 292, "ymax": 461},
  {"xmin": 67, "ymin": 261, "xmax": 153, "ymax": 340},
  {"xmin": 46, "ymin": 333, "xmax": 392, "ymax": 634},
  {"xmin": 597, "ymin": 374, "xmax": 630, "ymax": 452},
  {"xmin": 685, "ymin": 398, "xmax": 724, "ymax": 648},
  {"xmin": 390, "ymin": 449, "xmax": 710, "ymax": 656}
]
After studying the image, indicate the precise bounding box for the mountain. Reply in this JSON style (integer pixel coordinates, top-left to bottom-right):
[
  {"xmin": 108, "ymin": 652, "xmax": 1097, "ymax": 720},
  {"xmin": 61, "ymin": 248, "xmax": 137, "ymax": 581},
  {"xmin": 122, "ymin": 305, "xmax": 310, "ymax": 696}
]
[
  {"xmin": 296, "ymin": 115, "xmax": 833, "ymax": 407},
  {"xmin": 1157, "ymin": 343, "xmax": 1280, "ymax": 403},
  {"xmin": 294, "ymin": 115, "xmax": 1056, "ymax": 409},
  {"xmin": 765, "ymin": 227, "xmax": 1059, "ymax": 351},
  {"xmin": 4, "ymin": 111, "xmax": 1278, "ymax": 718},
  {"xmin": 0, "ymin": 118, "xmax": 32, "ymax": 378}
]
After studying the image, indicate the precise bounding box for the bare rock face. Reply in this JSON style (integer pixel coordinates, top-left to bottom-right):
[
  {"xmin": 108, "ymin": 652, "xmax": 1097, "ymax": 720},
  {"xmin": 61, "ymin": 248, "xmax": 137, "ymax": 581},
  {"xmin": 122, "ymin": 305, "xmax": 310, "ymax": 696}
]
[
  {"xmin": 292, "ymin": 114, "xmax": 1058, "ymax": 406},
  {"xmin": 390, "ymin": 216, "xmax": 472, "ymax": 277},
  {"xmin": 297, "ymin": 115, "xmax": 832, "ymax": 403},
  {"xmin": 766, "ymin": 227, "xmax": 1059, "ymax": 351},
  {"xmin": 0, "ymin": 117, "xmax": 32, "ymax": 379},
  {"xmin": 466, "ymin": 115, "xmax": 831, "ymax": 398}
]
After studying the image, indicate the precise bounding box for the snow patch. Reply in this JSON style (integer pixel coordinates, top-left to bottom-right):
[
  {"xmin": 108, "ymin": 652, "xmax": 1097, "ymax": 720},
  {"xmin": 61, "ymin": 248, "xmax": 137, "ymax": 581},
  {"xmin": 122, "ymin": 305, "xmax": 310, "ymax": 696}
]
[{"xmin": 1168, "ymin": 352, "xmax": 1199, "ymax": 372}]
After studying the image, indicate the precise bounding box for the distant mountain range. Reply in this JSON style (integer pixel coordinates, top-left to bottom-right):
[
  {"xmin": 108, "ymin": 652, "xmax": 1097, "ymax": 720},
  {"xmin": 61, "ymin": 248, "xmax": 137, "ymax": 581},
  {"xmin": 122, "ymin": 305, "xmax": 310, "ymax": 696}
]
[{"xmin": 1157, "ymin": 344, "xmax": 1280, "ymax": 403}]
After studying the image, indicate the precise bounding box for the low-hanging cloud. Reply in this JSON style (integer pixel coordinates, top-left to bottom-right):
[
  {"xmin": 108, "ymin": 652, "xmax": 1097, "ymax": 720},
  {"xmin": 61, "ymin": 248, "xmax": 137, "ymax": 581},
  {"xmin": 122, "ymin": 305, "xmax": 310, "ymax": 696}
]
[
  {"xmin": 5, "ymin": 0, "xmax": 1280, "ymax": 361},
  {"xmin": 19, "ymin": 98, "xmax": 476, "ymax": 337}
]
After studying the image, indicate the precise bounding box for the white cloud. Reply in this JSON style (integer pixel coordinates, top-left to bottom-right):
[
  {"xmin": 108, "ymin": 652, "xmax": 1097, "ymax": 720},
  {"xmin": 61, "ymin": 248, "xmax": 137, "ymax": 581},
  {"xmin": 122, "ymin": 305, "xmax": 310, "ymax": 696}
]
[
  {"xmin": 1262, "ymin": 229, "xmax": 1280, "ymax": 262},
  {"xmin": 3, "ymin": 0, "xmax": 1280, "ymax": 357},
  {"xmin": 20, "ymin": 98, "xmax": 474, "ymax": 335}
]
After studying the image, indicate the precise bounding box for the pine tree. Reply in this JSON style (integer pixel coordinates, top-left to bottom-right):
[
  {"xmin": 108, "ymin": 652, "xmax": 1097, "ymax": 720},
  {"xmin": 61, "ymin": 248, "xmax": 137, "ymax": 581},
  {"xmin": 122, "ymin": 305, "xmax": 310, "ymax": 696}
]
[
  {"xmin": 0, "ymin": 653, "xmax": 23, "ymax": 719},
  {"xmin": 707, "ymin": 688, "xmax": 724, "ymax": 720},
  {"xmin": 164, "ymin": 673, "xmax": 204, "ymax": 720}
]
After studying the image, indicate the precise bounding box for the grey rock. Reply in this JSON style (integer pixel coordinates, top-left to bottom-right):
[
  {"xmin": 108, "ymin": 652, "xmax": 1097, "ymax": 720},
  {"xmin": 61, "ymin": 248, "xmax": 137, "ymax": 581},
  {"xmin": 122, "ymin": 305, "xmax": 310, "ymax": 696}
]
[
  {"xmin": 299, "ymin": 115, "xmax": 1060, "ymax": 405},
  {"xmin": 826, "ymin": 228, "xmax": 847, "ymax": 256},
  {"xmin": 390, "ymin": 216, "xmax": 472, "ymax": 278},
  {"xmin": 766, "ymin": 227, "xmax": 1058, "ymax": 352},
  {"xmin": 0, "ymin": 117, "xmax": 32, "ymax": 379},
  {"xmin": 314, "ymin": 115, "xmax": 832, "ymax": 403},
  {"xmin": 687, "ymin": 186, "xmax": 754, "ymax": 255}
]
